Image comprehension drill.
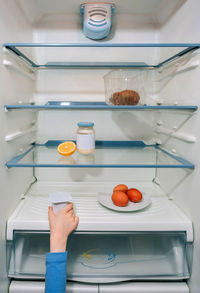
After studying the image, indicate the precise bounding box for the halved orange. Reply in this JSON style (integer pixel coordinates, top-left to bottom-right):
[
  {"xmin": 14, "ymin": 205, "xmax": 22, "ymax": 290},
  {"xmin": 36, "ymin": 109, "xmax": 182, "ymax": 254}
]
[{"xmin": 57, "ymin": 141, "xmax": 76, "ymax": 156}]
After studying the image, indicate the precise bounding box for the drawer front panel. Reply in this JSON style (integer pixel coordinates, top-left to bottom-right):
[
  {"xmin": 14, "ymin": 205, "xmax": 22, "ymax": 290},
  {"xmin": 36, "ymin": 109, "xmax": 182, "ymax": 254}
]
[
  {"xmin": 99, "ymin": 282, "xmax": 189, "ymax": 292},
  {"xmin": 9, "ymin": 281, "xmax": 98, "ymax": 293},
  {"xmin": 9, "ymin": 281, "xmax": 189, "ymax": 293}
]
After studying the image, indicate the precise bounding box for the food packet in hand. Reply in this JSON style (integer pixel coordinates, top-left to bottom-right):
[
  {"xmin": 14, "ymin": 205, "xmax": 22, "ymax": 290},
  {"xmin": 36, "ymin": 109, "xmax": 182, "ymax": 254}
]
[{"xmin": 49, "ymin": 191, "xmax": 72, "ymax": 214}]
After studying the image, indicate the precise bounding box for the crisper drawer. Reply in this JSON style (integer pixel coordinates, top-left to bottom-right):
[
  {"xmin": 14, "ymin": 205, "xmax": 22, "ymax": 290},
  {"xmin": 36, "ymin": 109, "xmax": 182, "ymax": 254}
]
[
  {"xmin": 8, "ymin": 231, "xmax": 191, "ymax": 282},
  {"xmin": 9, "ymin": 281, "xmax": 189, "ymax": 293}
]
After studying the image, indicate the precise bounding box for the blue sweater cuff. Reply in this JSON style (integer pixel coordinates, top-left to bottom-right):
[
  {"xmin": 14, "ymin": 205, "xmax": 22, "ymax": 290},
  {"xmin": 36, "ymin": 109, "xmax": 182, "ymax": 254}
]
[{"xmin": 46, "ymin": 251, "xmax": 68, "ymax": 262}]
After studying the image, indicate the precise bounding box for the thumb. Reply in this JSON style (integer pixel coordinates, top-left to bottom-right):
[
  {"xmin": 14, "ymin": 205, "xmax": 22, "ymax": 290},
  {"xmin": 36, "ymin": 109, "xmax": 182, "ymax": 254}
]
[
  {"xmin": 48, "ymin": 206, "xmax": 54, "ymax": 221},
  {"xmin": 74, "ymin": 216, "xmax": 79, "ymax": 229}
]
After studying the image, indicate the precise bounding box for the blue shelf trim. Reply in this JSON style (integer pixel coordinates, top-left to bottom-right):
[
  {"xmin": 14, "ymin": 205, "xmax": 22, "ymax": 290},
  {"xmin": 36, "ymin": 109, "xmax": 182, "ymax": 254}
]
[
  {"xmin": 6, "ymin": 164, "xmax": 194, "ymax": 168},
  {"xmin": 4, "ymin": 102, "xmax": 198, "ymax": 111},
  {"xmin": 6, "ymin": 140, "xmax": 195, "ymax": 169},
  {"xmin": 43, "ymin": 140, "xmax": 147, "ymax": 148},
  {"xmin": 44, "ymin": 61, "xmax": 149, "ymax": 68},
  {"xmin": 3, "ymin": 43, "xmax": 200, "ymax": 69}
]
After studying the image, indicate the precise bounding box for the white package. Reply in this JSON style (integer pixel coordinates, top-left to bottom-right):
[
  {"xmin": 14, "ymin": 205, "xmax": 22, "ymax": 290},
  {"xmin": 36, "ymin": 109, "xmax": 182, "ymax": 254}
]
[{"xmin": 49, "ymin": 191, "xmax": 72, "ymax": 214}]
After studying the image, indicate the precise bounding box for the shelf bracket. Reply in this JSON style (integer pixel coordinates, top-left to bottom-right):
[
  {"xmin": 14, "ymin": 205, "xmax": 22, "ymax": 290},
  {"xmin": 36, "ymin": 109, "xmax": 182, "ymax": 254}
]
[
  {"xmin": 3, "ymin": 59, "xmax": 36, "ymax": 80},
  {"xmin": 152, "ymin": 176, "xmax": 161, "ymax": 186},
  {"xmin": 156, "ymin": 126, "xmax": 196, "ymax": 143},
  {"xmin": 5, "ymin": 124, "xmax": 36, "ymax": 142}
]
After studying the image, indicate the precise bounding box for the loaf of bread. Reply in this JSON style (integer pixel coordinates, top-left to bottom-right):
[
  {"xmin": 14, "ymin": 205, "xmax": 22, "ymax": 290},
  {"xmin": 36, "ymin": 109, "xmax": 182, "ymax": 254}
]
[{"xmin": 111, "ymin": 89, "xmax": 140, "ymax": 105}]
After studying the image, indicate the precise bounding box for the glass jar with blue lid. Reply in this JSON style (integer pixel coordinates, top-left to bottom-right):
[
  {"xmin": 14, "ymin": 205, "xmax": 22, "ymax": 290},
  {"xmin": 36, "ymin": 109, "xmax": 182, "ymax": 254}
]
[{"xmin": 77, "ymin": 122, "xmax": 95, "ymax": 154}]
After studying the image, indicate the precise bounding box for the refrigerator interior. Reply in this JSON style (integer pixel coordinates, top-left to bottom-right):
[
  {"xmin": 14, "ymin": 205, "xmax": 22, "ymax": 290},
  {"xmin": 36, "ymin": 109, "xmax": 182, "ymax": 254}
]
[{"xmin": 1, "ymin": 0, "xmax": 200, "ymax": 292}]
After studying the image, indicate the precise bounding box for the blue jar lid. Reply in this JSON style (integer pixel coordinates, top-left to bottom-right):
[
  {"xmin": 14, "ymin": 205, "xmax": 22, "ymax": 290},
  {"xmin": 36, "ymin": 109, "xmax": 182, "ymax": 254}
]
[{"xmin": 77, "ymin": 122, "xmax": 94, "ymax": 127}]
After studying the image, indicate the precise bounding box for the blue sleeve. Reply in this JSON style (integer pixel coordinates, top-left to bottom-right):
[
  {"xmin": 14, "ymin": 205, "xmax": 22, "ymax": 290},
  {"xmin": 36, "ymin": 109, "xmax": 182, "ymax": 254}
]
[{"xmin": 45, "ymin": 252, "xmax": 67, "ymax": 293}]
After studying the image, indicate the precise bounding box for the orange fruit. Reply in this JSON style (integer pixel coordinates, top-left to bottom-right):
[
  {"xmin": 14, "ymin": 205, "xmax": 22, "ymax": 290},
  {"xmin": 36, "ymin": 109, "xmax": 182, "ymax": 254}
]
[
  {"xmin": 57, "ymin": 141, "xmax": 76, "ymax": 156},
  {"xmin": 127, "ymin": 188, "xmax": 142, "ymax": 202},
  {"xmin": 112, "ymin": 191, "xmax": 129, "ymax": 207},
  {"xmin": 113, "ymin": 184, "xmax": 128, "ymax": 193}
]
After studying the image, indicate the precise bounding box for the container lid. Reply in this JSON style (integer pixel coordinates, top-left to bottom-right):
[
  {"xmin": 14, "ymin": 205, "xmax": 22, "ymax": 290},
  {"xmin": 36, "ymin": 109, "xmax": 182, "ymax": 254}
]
[
  {"xmin": 49, "ymin": 191, "xmax": 72, "ymax": 204},
  {"xmin": 77, "ymin": 122, "xmax": 94, "ymax": 127}
]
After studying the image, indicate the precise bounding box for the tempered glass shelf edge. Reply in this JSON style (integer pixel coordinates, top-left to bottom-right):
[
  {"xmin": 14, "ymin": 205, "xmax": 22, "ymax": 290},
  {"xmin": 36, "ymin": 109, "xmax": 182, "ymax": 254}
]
[
  {"xmin": 4, "ymin": 43, "xmax": 200, "ymax": 47},
  {"xmin": 3, "ymin": 43, "xmax": 200, "ymax": 69},
  {"xmin": 4, "ymin": 103, "xmax": 198, "ymax": 111},
  {"xmin": 6, "ymin": 141, "xmax": 195, "ymax": 169},
  {"xmin": 41, "ymin": 62, "xmax": 151, "ymax": 68},
  {"xmin": 6, "ymin": 164, "xmax": 194, "ymax": 168}
]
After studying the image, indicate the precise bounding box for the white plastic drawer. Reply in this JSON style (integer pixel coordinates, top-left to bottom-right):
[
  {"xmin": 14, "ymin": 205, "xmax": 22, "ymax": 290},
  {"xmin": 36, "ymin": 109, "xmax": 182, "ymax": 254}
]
[
  {"xmin": 9, "ymin": 281, "xmax": 189, "ymax": 293},
  {"xmin": 99, "ymin": 282, "xmax": 189, "ymax": 292},
  {"xmin": 8, "ymin": 231, "xmax": 191, "ymax": 281},
  {"xmin": 9, "ymin": 281, "xmax": 98, "ymax": 293}
]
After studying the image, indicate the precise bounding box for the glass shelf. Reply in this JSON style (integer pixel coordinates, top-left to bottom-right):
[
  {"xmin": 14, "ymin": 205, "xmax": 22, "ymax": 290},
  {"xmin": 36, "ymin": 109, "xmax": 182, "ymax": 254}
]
[
  {"xmin": 3, "ymin": 43, "xmax": 200, "ymax": 69},
  {"xmin": 4, "ymin": 102, "xmax": 198, "ymax": 111},
  {"xmin": 6, "ymin": 140, "xmax": 194, "ymax": 169}
]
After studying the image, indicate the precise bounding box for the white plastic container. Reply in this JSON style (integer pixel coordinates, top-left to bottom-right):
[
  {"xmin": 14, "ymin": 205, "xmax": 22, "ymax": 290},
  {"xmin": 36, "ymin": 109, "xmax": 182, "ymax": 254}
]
[
  {"xmin": 104, "ymin": 70, "xmax": 144, "ymax": 105},
  {"xmin": 49, "ymin": 191, "xmax": 72, "ymax": 214}
]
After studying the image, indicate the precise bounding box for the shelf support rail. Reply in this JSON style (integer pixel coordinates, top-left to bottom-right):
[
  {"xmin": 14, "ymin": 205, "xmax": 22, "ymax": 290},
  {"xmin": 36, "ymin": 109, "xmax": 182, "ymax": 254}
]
[
  {"xmin": 5, "ymin": 124, "xmax": 36, "ymax": 142},
  {"xmin": 3, "ymin": 47, "xmax": 36, "ymax": 80},
  {"xmin": 156, "ymin": 126, "xmax": 196, "ymax": 143},
  {"xmin": 4, "ymin": 45, "xmax": 37, "ymax": 68}
]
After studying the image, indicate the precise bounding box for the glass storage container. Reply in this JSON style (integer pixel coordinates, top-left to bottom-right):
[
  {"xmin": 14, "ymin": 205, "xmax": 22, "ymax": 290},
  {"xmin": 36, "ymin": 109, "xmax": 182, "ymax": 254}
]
[
  {"xmin": 104, "ymin": 70, "xmax": 144, "ymax": 106},
  {"xmin": 76, "ymin": 122, "xmax": 95, "ymax": 154}
]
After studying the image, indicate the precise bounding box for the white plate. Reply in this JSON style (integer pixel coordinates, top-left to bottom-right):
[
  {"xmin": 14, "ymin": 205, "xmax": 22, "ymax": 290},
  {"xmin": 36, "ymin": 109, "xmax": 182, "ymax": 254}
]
[{"xmin": 97, "ymin": 192, "xmax": 151, "ymax": 212}]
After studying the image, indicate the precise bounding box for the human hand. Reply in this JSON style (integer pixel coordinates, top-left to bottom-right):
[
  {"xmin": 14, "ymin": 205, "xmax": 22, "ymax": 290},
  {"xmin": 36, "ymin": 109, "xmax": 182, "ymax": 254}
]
[{"xmin": 48, "ymin": 203, "xmax": 79, "ymax": 253}]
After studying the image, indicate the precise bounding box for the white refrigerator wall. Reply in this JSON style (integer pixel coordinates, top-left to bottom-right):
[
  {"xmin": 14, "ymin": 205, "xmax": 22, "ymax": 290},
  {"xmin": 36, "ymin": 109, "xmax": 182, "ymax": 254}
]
[
  {"xmin": 0, "ymin": 1, "xmax": 34, "ymax": 292},
  {"xmin": 156, "ymin": 1, "xmax": 200, "ymax": 293}
]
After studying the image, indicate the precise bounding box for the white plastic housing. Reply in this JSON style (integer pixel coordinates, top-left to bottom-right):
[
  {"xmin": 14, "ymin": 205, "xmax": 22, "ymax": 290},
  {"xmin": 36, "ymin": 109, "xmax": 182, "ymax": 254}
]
[{"xmin": 81, "ymin": 3, "xmax": 114, "ymax": 40}]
